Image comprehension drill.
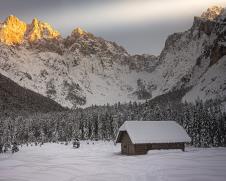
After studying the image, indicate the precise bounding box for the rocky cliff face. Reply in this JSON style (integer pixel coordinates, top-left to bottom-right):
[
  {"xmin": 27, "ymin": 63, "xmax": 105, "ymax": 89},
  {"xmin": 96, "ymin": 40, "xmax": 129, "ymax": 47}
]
[
  {"xmin": 0, "ymin": 6, "xmax": 225, "ymax": 107},
  {"xmin": 182, "ymin": 6, "xmax": 226, "ymax": 102}
]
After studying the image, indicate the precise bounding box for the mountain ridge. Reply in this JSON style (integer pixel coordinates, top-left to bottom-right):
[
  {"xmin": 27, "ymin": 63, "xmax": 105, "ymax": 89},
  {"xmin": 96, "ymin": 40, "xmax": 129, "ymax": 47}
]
[{"xmin": 0, "ymin": 6, "xmax": 225, "ymax": 108}]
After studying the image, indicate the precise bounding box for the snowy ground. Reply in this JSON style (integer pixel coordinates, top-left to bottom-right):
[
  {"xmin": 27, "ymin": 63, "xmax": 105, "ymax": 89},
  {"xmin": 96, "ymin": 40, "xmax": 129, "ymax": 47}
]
[{"xmin": 1, "ymin": 142, "xmax": 226, "ymax": 181}]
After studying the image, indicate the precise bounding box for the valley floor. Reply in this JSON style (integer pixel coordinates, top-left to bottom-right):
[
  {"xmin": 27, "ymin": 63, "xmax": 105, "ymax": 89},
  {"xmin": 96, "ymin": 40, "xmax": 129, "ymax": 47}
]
[{"xmin": 0, "ymin": 142, "xmax": 226, "ymax": 181}]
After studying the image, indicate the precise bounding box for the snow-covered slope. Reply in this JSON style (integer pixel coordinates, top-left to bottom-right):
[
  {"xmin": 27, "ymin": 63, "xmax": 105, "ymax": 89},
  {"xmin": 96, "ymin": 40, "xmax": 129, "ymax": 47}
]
[
  {"xmin": 0, "ymin": 34, "xmax": 157, "ymax": 108},
  {"xmin": 0, "ymin": 6, "xmax": 225, "ymax": 107}
]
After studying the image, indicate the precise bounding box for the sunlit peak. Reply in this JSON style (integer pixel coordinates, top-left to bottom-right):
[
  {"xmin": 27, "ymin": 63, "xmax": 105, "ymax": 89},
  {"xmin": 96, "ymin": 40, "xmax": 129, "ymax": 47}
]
[
  {"xmin": 72, "ymin": 27, "xmax": 87, "ymax": 36},
  {"xmin": 0, "ymin": 15, "xmax": 27, "ymax": 45},
  {"xmin": 201, "ymin": 5, "xmax": 224, "ymax": 20}
]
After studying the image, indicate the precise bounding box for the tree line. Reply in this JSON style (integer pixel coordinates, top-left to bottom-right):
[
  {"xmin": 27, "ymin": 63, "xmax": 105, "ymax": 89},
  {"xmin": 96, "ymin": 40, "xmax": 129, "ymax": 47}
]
[{"xmin": 0, "ymin": 98, "xmax": 226, "ymax": 150}]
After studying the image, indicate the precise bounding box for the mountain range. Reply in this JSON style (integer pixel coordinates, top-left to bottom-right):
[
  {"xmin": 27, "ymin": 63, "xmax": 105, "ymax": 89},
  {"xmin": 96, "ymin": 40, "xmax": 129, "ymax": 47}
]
[{"xmin": 0, "ymin": 5, "xmax": 225, "ymax": 108}]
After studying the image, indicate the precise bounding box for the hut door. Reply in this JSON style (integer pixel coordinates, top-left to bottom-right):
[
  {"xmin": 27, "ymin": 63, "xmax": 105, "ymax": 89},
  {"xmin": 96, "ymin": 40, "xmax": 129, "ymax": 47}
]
[
  {"xmin": 127, "ymin": 144, "xmax": 130, "ymax": 154},
  {"xmin": 122, "ymin": 143, "xmax": 128, "ymax": 154},
  {"xmin": 122, "ymin": 143, "xmax": 134, "ymax": 155},
  {"xmin": 128, "ymin": 144, "xmax": 134, "ymax": 155},
  {"xmin": 124, "ymin": 143, "xmax": 130, "ymax": 154}
]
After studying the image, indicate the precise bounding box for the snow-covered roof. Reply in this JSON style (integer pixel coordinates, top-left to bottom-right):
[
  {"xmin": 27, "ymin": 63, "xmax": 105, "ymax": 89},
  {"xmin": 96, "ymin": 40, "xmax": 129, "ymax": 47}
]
[{"xmin": 116, "ymin": 121, "xmax": 191, "ymax": 144}]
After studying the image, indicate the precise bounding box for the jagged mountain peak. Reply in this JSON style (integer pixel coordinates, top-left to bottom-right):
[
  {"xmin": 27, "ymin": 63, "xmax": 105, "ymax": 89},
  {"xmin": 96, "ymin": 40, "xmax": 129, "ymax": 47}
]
[
  {"xmin": 71, "ymin": 27, "xmax": 88, "ymax": 36},
  {"xmin": 5, "ymin": 15, "xmax": 22, "ymax": 24},
  {"xmin": 201, "ymin": 5, "xmax": 224, "ymax": 20},
  {"xmin": 26, "ymin": 17, "xmax": 60, "ymax": 42},
  {"xmin": 0, "ymin": 15, "xmax": 60, "ymax": 45},
  {"xmin": 0, "ymin": 15, "xmax": 27, "ymax": 45}
]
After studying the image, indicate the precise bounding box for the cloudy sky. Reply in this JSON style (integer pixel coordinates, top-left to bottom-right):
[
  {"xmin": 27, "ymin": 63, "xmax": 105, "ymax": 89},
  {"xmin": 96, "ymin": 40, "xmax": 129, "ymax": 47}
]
[{"xmin": 0, "ymin": 0, "xmax": 225, "ymax": 55}]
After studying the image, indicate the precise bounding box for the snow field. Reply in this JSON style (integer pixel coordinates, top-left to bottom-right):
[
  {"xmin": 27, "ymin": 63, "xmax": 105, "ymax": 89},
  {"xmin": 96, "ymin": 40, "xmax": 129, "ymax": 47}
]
[{"xmin": 0, "ymin": 141, "xmax": 226, "ymax": 181}]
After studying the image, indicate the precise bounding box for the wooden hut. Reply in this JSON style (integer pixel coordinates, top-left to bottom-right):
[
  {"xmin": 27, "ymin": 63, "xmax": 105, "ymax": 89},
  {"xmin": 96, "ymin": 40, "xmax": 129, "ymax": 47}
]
[{"xmin": 115, "ymin": 121, "xmax": 191, "ymax": 155}]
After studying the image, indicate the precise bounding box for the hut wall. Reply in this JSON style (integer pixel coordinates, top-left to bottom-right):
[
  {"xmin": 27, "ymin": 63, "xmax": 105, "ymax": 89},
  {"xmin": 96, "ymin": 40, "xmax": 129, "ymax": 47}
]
[
  {"xmin": 134, "ymin": 144, "xmax": 147, "ymax": 155},
  {"xmin": 133, "ymin": 142, "xmax": 185, "ymax": 155},
  {"xmin": 150, "ymin": 143, "xmax": 185, "ymax": 151}
]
